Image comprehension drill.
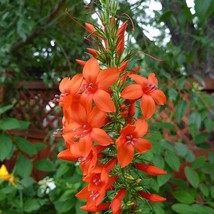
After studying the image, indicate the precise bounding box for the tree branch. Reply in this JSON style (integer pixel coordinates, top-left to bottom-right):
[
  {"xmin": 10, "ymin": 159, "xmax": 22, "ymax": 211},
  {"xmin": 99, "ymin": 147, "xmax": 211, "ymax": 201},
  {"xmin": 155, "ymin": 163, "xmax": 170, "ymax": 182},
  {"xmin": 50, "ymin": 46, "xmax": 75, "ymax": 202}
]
[{"xmin": 11, "ymin": 0, "xmax": 66, "ymax": 52}]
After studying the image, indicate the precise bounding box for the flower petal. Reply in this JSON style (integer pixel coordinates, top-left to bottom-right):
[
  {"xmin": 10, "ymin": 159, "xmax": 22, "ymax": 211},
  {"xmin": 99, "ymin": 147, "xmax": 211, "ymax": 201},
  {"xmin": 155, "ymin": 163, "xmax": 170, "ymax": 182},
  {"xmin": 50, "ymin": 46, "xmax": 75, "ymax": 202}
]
[
  {"xmin": 70, "ymin": 103, "xmax": 87, "ymax": 124},
  {"xmin": 93, "ymin": 89, "xmax": 116, "ymax": 112},
  {"xmin": 70, "ymin": 74, "xmax": 83, "ymax": 94},
  {"xmin": 140, "ymin": 94, "xmax": 156, "ymax": 119},
  {"xmin": 80, "ymin": 92, "xmax": 93, "ymax": 113},
  {"xmin": 111, "ymin": 188, "xmax": 126, "ymax": 214},
  {"xmin": 129, "ymin": 74, "xmax": 148, "ymax": 86},
  {"xmin": 148, "ymin": 73, "xmax": 158, "ymax": 86},
  {"xmin": 57, "ymin": 149, "xmax": 78, "ymax": 161},
  {"xmin": 88, "ymin": 106, "xmax": 107, "ymax": 128},
  {"xmin": 78, "ymin": 137, "xmax": 93, "ymax": 157},
  {"xmin": 91, "ymin": 128, "xmax": 113, "ymax": 146},
  {"xmin": 83, "ymin": 58, "xmax": 100, "ymax": 83},
  {"xmin": 134, "ymin": 118, "xmax": 148, "ymax": 137},
  {"xmin": 97, "ymin": 68, "xmax": 120, "ymax": 91},
  {"xmin": 151, "ymin": 89, "xmax": 166, "ymax": 105},
  {"xmin": 134, "ymin": 138, "xmax": 152, "ymax": 153},
  {"xmin": 121, "ymin": 84, "xmax": 143, "ymax": 100},
  {"xmin": 117, "ymin": 144, "xmax": 134, "ymax": 168}
]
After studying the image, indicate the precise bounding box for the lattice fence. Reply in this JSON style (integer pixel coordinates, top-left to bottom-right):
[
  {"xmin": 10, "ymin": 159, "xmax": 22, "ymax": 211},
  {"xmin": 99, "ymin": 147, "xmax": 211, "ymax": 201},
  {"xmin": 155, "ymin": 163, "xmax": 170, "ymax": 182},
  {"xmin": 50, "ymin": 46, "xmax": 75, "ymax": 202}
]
[{"xmin": 8, "ymin": 81, "xmax": 62, "ymax": 139}]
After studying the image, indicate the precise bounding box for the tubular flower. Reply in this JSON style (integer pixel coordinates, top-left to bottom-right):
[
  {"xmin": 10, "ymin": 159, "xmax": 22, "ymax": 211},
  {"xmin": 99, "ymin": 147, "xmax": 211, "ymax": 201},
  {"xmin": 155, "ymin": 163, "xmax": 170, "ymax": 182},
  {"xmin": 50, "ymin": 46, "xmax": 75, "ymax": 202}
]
[
  {"xmin": 116, "ymin": 118, "xmax": 152, "ymax": 168},
  {"xmin": 87, "ymin": 48, "xmax": 99, "ymax": 57},
  {"xmin": 134, "ymin": 163, "xmax": 167, "ymax": 176},
  {"xmin": 121, "ymin": 73, "xmax": 166, "ymax": 119},
  {"xmin": 111, "ymin": 188, "xmax": 126, "ymax": 214},
  {"xmin": 79, "ymin": 58, "xmax": 120, "ymax": 112},
  {"xmin": 139, "ymin": 191, "xmax": 166, "ymax": 202}
]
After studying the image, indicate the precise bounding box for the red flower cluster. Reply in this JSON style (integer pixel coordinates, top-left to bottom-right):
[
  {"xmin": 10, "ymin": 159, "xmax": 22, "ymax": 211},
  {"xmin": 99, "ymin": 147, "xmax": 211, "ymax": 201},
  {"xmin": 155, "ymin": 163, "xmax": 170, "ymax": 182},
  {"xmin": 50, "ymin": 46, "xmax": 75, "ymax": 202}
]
[{"xmin": 57, "ymin": 5, "xmax": 167, "ymax": 213}]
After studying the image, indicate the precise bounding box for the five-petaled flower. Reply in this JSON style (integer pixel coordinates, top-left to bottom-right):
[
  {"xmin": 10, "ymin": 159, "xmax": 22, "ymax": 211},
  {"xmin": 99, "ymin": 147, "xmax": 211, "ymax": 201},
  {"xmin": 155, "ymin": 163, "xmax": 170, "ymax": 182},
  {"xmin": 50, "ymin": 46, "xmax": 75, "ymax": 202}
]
[
  {"xmin": 79, "ymin": 57, "xmax": 120, "ymax": 112},
  {"xmin": 121, "ymin": 73, "xmax": 166, "ymax": 119},
  {"xmin": 116, "ymin": 118, "xmax": 152, "ymax": 168}
]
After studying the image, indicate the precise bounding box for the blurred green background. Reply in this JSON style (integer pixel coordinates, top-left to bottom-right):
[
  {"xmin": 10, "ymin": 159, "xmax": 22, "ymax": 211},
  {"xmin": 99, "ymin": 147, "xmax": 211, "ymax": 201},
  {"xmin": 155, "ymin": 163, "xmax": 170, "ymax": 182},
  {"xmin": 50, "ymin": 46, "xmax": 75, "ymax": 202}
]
[{"xmin": 0, "ymin": 0, "xmax": 214, "ymax": 213}]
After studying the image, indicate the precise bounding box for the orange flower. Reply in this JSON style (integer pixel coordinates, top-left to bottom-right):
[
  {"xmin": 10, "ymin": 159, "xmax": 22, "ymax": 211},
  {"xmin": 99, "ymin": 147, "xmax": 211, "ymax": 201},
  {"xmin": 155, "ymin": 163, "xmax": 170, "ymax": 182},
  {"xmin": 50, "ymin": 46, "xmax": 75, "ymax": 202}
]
[
  {"xmin": 87, "ymin": 48, "xmax": 98, "ymax": 57},
  {"xmin": 85, "ymin": 22, "xmax": 96, "ymax": 34},
  {"xmin": 80, "ymin": 58, "xmax": 120, "ymax": 112},
  {"xmin": 80, "ymin": 202, "xmax": 110, "ymax": 213},
  {"xmin": 63, "ymin": 105, "xmax": 113, "ymax": 157},
  {"xmin": 139, "ymin": 191, "xmax": 166, "ymax": 202},
  {"xmin": 116, "ymin": 119, "xmax": 151, "ymax": 168},
  {"xmin": 58, "ymin": 145, "xmax": 98, "ymax": 175},
  {"xmin": 58, "ymin": 74, "xmax": 82, "ymax": 107},
  {"xmin": 76, "ymin": 59, "xmax": 86, "ymax": 66},
  {"xmin": 116, "ymin": 20, "xmax": 128, "ymax": 38},
  {"xmin": 121, "ymin": 73, "xmax": 166, "ymax": 119},
  {"xmin": 111, "ymin": 188, "xmax": 126, "ymax": 214},
  {"xmin": 83, "ymin": 166, "xmax": 110, "ymax": 192},
  {"xmin": 116, "ymin": 36, "xmax": 125, "ymax": 55},
  {"xmin": 76, "ymin": 185, "xmax": 106, "ymax": 207},
  {"xmin": 134, "ymin": 163, "xmax": 167, "ymax": 176}
]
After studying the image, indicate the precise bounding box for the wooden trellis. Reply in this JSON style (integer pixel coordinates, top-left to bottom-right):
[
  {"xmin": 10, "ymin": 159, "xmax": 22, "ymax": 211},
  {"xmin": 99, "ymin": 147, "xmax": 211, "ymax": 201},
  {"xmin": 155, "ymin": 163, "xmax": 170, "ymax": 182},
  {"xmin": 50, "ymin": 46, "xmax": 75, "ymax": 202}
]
[{"xmin": 9, "ymin": 81, "xmax": 62, "ymax": 139}]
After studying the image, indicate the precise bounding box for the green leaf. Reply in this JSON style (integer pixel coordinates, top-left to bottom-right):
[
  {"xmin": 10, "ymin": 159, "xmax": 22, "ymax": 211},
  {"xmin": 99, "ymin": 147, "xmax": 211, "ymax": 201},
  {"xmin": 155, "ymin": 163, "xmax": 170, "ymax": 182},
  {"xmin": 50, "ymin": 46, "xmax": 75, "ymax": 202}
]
[
  {"xmin": 160, "ymin": 140, "xmax": 175, "ymax": 152},
  {"xmin": 165, "ymin": 151, "xmax": 180, "ymax": 171},
  {"xmin": 158, "ymin": 10, "xmax": 172, "ymax": 22},
  {"xmin": 55, "ymin": 198, "xmax": 74, "ymax": 213},
  {"xmin": 209, "ymin": 152, "xmax": 214, "ymax": 163},
  {"xmin": 199, "ymin": 184, "xmax": 209, "ymax": 197},
  {"xmin": 0, "ymin": 104, "xmax": 13, "ymax": 114},
  {"xmin": 188, "ymin": 112, "xmax": 201, "ymax": 130},
  {"xmin": 192, "ymin": 204, "xmax": 214, "ymax": 214},
  {"xmin": 15, "ymin": 136, "xmax": 37, "ymax": 155},
  {"xmin": 35, "ymin": 159, "xmax": 56, "ymax": 172},
  {"xmin": 149, "ymin": 131, "xmax": 162, "ymax": 141},
  {"xmin": 23, "ymin": 199, "xmax": 41, "ymax": 212},
  {"xmin": 211, "ymin": 186, "xmax": 214, "ymax": 198},
  {"xmin": 175, "ymin": 143, "xmax": 188, "ymax": 157},
  {"xmin": 0, "ymin": 134, "xmax": 13, "ymax": 161},
  {"xmin": 184, "ymin": 167, "xmax": 200, "ymax": 188},
  {"xmin": 33, "ymin": 143, "xmax": 46, "ymax": 152},
  {"xmin": 185, "ymin": 150, "xmax": 195, "ymax": 162},
  {"xmin": 173, "ymin": 190, "xmax": 195, "ymax": 204},
  {"xmin": 176, "ymin": 100, "xmax": 187, "ymax": 122},
  {"xmin": 205, "ymin": 119, "xmax": 214, "ymax": 132},
  {"xmin": 153, "ymin": 203, "xmax": 165, "ymax": 214},
  {"xmin": 195, "ymin": 0, "xmax": 214, "ymax": 24},
  {"xmin": 56, "ymin": 164, "xmax": 70, "ymax": 178},
  {"xmin": 177, "ymin": 77, "xmax": 186, "ymax": 90},
  {"xmin": 75, "ymin": 200, "xmax": 87, "ymax": 214},
  {"xmin": 15, "ymin": 154, "xmax": 32, "ymax": 178},
  {"xmin": 157, "ymin": 173, "xmax": 172, "ymax": 186},
  {"xmin": 153, "ymin": 121, "xmax": 175, "ymax": 130},
  {"xmin": 192, "ymin": 156, "xmax": 206, "ymax": 169},
  {"xmin": 0, "ymin": 118, "xmax": 29, "ymax": 130},
  {"xmin": 20, "ymin": 177, "xmax": 35, "ymax": 188},
  {"xmin": 194, "ymin": 132, "xmax": 210, "ymax": 145},
  {"xmin": 172, "ymin": 204, "xmax": 195, "ymax": 214},
  {"xmin": 168, "ymin": 88, "xmax": 178, "ymax": 101}
]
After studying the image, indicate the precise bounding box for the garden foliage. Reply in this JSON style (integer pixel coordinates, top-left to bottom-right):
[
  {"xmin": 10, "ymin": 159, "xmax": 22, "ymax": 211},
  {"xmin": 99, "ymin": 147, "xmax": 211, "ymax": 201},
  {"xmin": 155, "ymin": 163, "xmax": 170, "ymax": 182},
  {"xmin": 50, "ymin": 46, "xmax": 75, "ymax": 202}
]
[{"xmin": 0, "ymin": 0, "xmax": 214, "ymax": 213}]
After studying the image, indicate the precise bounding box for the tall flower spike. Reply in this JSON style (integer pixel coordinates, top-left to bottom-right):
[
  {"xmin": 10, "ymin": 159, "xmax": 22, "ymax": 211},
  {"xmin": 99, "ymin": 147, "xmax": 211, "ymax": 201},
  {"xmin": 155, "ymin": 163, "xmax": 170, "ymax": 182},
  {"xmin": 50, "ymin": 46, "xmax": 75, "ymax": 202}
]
[{"xmin": 58, "ymin": 2, "xmax": 167, "ymax": 213}]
